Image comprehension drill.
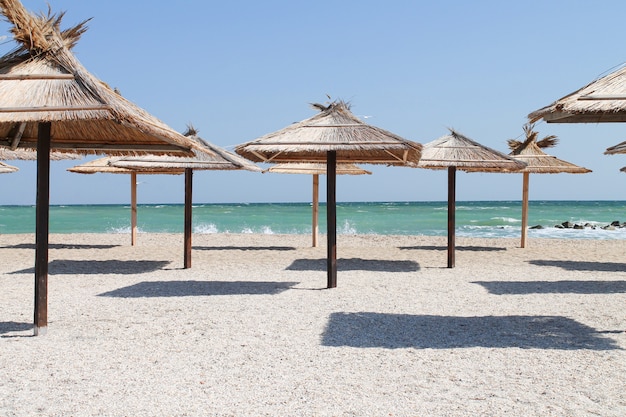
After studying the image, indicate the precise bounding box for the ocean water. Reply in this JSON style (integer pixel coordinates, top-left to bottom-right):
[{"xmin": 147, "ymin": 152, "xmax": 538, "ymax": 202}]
[{"xmin": 0, "ymin": 201, "xmax": 625, "ymax": 239}]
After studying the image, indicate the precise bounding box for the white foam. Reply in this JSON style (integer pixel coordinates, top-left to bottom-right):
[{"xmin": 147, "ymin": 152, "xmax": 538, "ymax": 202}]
[
  {"xmin": 339, "ymin": 219, "xmax": 357, "ymax": 234},
  {"xmin": 194, "ymin": 223, "xmax": 219, "ymax": 234}
]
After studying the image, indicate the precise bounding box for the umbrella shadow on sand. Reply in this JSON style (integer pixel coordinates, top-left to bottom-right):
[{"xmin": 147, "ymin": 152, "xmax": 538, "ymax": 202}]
[
  {"xmin": 321, "ymin": 312, "xmax": 622, "ymax": 350},
  {"xmin": 98, "ymin": 280, "xmax": 298, "ymax": 298},
  {"xmin": 0, "ymin": 321, "xmax": 33, "ymax": 337},
  {"xmin": 193, "ymin": 245, "xmax": 296, "ymax": 252},
  {"xmin": 3, "ymin": 243, "xmax": 120, "ymax": 250},
  {"xmin": 529, "ymin": 259, "xmax": 626, "ymax": 272},
  {"xmin": 473, "ymin": 280, "xmax": 626, "ymax": 295},
  {"xmin": 286, "ymin": 258, "xmax": 420, "ymax": 272},
  {"xmin": 10, "ymin": 259, "xmax": 171, "ymax": 275},
  {"xmin": 399, "ymin": 245, "xmax": 505, "ymax": 252}
]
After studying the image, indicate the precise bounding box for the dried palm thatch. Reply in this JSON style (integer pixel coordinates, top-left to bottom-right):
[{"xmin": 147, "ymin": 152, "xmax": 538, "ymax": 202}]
[
  {"xmin": 0, "ymin": 146, "xmax": 81, "ymax": 160},
  {"xmin": 237, "ymin": 99, "xmax": 420, "ymax": 288},
  {"xmin": 71, "ymin": 127, "xmax": 260, "ymax": 173},
  {"xmin": 604, "ymin": 141, "xmax": 626, "ymax": 155},
  {"xmin": 235, "ymin": 100, "xmax": 422, "ymax": 165},
  {"xmin": 1, "ymin": 1, "xmax": 89, "ymax": 55},
  {"xmin": 529, "ymin": 64, "xmax": 626, "ymax": 123},
  {"xmin": 508, "ymin": 123, "xmax": 591, "ymax": 174},
  {"xmin": 112, "ymin": 126, "xmax": 261, "ymax": 172},
  {"xmin": 265, "ymin": 162, "xmax": 371, "ymax": 175},
  {"xmin": 0, "ymin": 0, "xmax": 194, "ymax": 155},
  {"xmin": 508, "ymin": 122, "xmax": 558, "ymax": 151},
  {"xmin": 0, "ymin": 0, "xmax": 197, "ymax": 336},
  {"xmin": 418, "ymin": 129, "xmax": 524, "ymax": 268},
  {"xmin": 68, "ymin": 156, "xmax": 167, "ymax": 174},
  {"xmin": 621, "ymin": 167, "xmax": 626, "ymax": 173},
  {"xmin": 0, "ymin": 160, "xmax": 17, "ymax": 172},
  {"xmin": 418, "ymin": 129, "xmax": 526, "ymax": 172},
  {"xmin": 69, "ymin": 127, "xmax": 260, "ymax": 267},
  {"xmin": 113, "ymin": 126, "xmax": 260, "ymax": 267},
  {"xmin": 507, "ymin": 123, "xmax": 591, "ymax": 249},
  {"xmin": 68, "ymin": 155, "xmax": 179, "ymax": 249}
]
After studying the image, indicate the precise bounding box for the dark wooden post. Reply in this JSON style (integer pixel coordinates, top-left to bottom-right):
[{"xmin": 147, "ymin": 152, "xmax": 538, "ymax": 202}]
[
  {"xmin": 184, "ymin": 168, "xmax": 193, "ymax": 269},
  {"xmin": 326, "ymin": 151, "xmax": 337, "ymax": 288},
  {"xmin": 130, "ymin": 172, "xmax": 137, "ymax": 246},
  {"xmin": 447, "ymin": 166, "xmax": 456, "ymax": 268},
  {"xmin": 34, "ymin": 122, "xmax": 51, "ymax": 336}
]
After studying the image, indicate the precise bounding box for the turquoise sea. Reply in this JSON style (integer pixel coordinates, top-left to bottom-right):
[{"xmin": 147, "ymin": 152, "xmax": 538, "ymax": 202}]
[{"xmin": 1, "ymin": 201, "xmax": 626, "ymax": 239}]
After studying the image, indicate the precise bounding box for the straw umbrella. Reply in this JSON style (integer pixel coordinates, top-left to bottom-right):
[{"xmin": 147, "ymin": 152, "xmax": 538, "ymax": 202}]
[
  {"xmin": 508, "ymin": 123, "xmax": 591, "ymax": 248},
  {"xmin": 235, "ymin": 99, "xmax": 422, "ymax": 288},
  {"xmin": 68, "ymin": 155, "xmax": 175, "ymax": 247},
  {"xmin": 70, "ymin": 127, "xmax": 260, "ymax": 264},
  {"xmin": 529, "ymin": 64, "xmax": 626, "ymax": 123},
  {"xmin": 417, "ymin": 129, "xmax": 526, "ymax": 268},
  {"xmin": 265, "ymin": 163, "xmax": 371, "ymax": 247},
  {"xmin": 0, "ymin": 160, "xmax": 17, "ymax": 173},
  {"xmin": 0, "ymin": 0, "xmax": 196, "ymax": 335},
  {"xmin": 109, "ymin": 127, "xmax": 261, "ymax": 268},
  {"xmin": 1, "ymin": 147, "xmax": 81, "ymax": 173}
]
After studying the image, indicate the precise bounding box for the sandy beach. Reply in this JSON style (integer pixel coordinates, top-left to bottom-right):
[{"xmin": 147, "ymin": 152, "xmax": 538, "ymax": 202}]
[{"xmin": 1, "ymin": 233, "xmax": 625, "ymax": 416}]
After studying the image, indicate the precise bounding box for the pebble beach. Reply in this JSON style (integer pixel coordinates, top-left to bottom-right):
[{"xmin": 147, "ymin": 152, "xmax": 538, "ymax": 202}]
[{"xmin": 1, "ymin": 232, "xmax": 625, "ymax": 416}]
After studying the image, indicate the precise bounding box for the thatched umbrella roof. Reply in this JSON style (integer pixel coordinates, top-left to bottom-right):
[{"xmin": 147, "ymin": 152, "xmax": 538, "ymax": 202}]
[
  {"xmin": 265, "ymin": 163, "xmax": 371, "ymax": 247},
  {"xmin": 69, "ymin": 127, "xmax": 262, "ymax": 173},
  {"xmin": 0, "ymin": 160, "xmax": 17, "ymax": 173},
  {"xmin": 113, "ymin": 127, "xmax": 261, "ymax": 172},
  {"xmin": 528, "ymin": 64, "xmax": 626, "ymax": 123},
  {"xmin": 507, "ymin": 123, "xmax": 591, "ymax": 248},
  {"xmin": 0, "ymin": 0, "xmax": 194, "ymax": 155},
  {"xmin": 68, "ymin": 155, "xmax": 181, "ymax": 248},
  {"xmin": 510, "ymin": 141, "xmax": 592, "ymax": 173},
  {"xmin": 235, "ymin": 100, "xmax": 422, "ymax": 165},
  {"xmin": 236, "ymin": 99, "xmax": 421, "ymax": 288},
  {"xmin": 508, "ymin": 124, "xmax": 591, "ymax": 174},
  {"xmin": 418, "ymin": 129, "xmax": 525, "ymax": 172},
  {"xmin": 418, "ymin": 129, "xmax": 526, "ymax": 268},
  {"xmin": 0, "ymin": 0, "xmax": 198, "ymax": 336},
  {"xmin": 620, "ymin": 167, "xmax": 626, "ymax": 173},
  {"xmin": 68, "ymin": 156, "xmax": 146, "ymax": 174},
  {"xmin": 70, "ymin": 127, "xmax": 261, "ymax": 268},
  {"xmin": 112, "ymin": 127, "xmax": 261, "ymax": 268}
]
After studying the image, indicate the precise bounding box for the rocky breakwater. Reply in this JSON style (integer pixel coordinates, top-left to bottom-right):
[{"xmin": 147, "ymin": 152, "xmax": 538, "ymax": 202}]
[{"xmin": 529, "ymin": 221, "xmax": 626, "ymax": 230}]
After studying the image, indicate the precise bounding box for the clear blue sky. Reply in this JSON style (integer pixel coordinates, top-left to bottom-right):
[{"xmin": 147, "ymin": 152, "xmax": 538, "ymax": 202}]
[{"xmin": 2, "ymin": 0, "xmax": 626, "ymax": 205}]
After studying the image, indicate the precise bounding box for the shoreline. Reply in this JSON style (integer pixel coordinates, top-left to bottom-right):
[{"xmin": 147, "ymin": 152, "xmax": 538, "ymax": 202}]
[
  {"xmin": 3, "ymin": 227, "xmax": 626, "ymax": 240},
  {"xmin": 3, "ymin": 200, "xmax": 626, "ymax": 238},
  {"xmin": 1, "ymin": 233, "xmax": 625, "ymax": 416}
]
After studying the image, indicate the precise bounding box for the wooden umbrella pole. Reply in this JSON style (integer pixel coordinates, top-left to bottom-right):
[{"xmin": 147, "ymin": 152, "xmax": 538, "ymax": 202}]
[
  {"xmin": 521, "ymin": 172, "xmax": 529, "ymax": 248},
  {"xmin": 326, "ymin": 151, "xmax": 337, "ymax": 288},
  {"xmin": 447, "ymin": 166, "xmax": 456, "ymax": 268},
  {"xmin": 184, "ymin": 168, "xmax": 193, "ymax": 269},
  {"xmin": 130, "ymin": 172, "xmax": 137, "ymax": 246},
  {"xmin": 34, "ymin": 122, "xmax": 51, "ymax": 336},
  {"xmin": 312, "ymin": 174, "xmax": 319, "ymax": 247}
]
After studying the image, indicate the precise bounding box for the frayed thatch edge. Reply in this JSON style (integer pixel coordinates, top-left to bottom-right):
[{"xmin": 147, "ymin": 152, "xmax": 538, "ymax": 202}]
[
  {"xmin": 0, "ymin": 0, "xmax": 91, "ymax": 57},
  {"xmin": 508, "ymin": 123, "xmax": 558, "ymax": 153}
]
